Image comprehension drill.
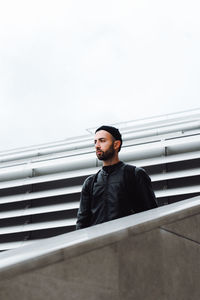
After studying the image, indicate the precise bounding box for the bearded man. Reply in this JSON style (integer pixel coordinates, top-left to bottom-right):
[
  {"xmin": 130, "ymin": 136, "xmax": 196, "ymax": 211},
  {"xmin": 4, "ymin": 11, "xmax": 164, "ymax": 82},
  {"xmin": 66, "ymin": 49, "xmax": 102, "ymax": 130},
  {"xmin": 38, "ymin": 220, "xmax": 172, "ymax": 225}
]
[{"xmin": 76, "ymin": 125, "xmax": 157, "ymax": 229}]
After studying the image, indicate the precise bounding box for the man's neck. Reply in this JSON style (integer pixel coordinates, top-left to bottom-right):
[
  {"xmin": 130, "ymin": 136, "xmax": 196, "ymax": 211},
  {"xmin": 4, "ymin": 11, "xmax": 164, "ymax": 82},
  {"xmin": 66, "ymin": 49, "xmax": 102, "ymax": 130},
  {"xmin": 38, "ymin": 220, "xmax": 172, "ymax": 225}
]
[{"xmin": 103, "ymin": 156, "xmax": 120, "ymax": 167}]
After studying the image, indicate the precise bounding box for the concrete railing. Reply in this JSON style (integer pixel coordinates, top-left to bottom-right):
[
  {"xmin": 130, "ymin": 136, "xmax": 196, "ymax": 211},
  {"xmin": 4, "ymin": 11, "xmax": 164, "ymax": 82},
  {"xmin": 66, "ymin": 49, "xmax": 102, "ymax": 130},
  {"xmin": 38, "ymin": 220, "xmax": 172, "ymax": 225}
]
[{"xmin": 0, "ymin": 195, "xmax": 200, "ymax": 299}]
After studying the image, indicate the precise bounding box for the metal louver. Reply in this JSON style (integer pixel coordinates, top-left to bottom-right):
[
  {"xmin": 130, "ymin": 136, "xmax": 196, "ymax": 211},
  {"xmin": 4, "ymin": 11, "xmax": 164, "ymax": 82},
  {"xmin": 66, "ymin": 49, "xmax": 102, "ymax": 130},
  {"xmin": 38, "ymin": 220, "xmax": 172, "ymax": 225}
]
[{"xmin": 0, "ymin": 108, "xmax": 200, "ymax": 251}]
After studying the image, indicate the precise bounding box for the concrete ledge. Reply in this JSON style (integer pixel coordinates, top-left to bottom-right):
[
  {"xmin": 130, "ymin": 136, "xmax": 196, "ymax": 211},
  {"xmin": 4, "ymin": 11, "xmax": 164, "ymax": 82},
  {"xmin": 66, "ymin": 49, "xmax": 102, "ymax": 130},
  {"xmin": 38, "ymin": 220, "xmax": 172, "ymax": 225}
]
[{"xmin": 0, "ymin": 195, "xmax": 200, "ymax": 299}]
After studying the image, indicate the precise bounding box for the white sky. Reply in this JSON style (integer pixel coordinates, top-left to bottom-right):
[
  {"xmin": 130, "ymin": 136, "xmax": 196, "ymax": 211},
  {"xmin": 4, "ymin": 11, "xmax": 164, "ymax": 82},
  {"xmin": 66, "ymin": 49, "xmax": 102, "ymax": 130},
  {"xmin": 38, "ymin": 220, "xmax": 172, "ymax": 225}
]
[{"xmin": 0, "ymin": 0, "xmax": 200, "ymax": 151}]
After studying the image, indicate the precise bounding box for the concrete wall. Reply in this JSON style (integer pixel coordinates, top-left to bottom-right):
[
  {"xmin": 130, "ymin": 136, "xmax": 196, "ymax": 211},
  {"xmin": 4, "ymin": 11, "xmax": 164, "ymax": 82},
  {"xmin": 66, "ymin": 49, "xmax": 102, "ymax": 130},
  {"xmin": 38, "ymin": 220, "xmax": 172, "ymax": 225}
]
[{"xmin": 0, "ymin": 196, "xmax": 200, "ymax": 300}]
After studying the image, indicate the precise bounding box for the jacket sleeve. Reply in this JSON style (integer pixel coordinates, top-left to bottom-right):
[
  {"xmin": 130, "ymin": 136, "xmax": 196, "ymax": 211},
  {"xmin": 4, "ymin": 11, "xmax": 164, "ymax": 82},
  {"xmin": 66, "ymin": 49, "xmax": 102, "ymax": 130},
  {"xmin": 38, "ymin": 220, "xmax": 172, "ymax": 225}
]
[
  {"xmin": 133, "ymin": 167, "xmax": 158, "ymax": 212},
  {"xmin": 76, "ymin": 176, "xmax": 93, "ymax": 230}
]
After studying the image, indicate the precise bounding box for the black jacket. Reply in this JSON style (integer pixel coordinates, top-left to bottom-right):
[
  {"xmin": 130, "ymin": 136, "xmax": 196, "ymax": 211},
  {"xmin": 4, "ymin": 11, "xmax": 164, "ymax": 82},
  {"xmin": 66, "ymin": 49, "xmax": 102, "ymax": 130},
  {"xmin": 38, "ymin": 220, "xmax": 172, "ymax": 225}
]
[{"xmin": 76, "ymin": 161, "xmax": 157, "ymax": 229}]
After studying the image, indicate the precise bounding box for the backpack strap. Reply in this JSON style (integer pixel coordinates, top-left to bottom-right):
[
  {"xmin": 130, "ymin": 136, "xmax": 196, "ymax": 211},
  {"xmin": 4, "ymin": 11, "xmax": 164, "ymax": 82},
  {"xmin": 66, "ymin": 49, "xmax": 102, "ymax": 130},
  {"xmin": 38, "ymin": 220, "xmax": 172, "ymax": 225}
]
[
  {"xmin": 124, "ymin": 164, "xmax": 137, "ymax": 214},
  {"xmin": 124, "ymin": 164, "xmax": 137, "ymax": 182},
  {"xmin": 89, "ymin": 169, "xmax": 101, "ymax": 197}
]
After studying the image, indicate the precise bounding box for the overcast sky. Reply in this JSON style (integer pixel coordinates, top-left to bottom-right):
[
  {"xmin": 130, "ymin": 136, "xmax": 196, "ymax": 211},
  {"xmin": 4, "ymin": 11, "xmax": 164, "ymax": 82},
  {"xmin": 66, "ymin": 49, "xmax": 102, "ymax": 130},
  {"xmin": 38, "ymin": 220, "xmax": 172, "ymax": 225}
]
[{"xmin": 0, "ymin": 0, "xmax": 200, "ymax": 151}]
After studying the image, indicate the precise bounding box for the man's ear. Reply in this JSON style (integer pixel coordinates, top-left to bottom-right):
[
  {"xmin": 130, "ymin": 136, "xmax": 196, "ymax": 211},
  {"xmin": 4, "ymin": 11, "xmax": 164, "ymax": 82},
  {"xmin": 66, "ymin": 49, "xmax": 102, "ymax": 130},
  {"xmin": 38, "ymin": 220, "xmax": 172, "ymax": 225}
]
[{"xmin": 114, "ymin": 140, "xmax": 121, "ymax": 151}]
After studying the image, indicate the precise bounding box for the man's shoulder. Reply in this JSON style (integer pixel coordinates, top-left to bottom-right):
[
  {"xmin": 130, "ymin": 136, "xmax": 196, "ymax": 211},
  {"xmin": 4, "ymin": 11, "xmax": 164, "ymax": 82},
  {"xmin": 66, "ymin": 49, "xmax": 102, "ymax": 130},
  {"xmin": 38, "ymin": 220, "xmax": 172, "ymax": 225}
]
[
  {"xmin": 123, "ymin": 163, "xmax": 135, "ymax": 169},
  {"xmin": 83, "ymin": 174, "xmax": 95, "ymax": 185},
  {"xmin": 122, "ymin": 163, "xmax": 151, "ymax": 187},
  {"xmin": 83, "ymin": 170, "xmax": 101, "ymax": 189},
  {"xmin": 124, "ymin": 163, "xmax": 146, "ymax": 173},
  {"xmin": 123, "ymin": 163, "xmax": 136, "ymax": 173},
  {"xmin": 123, "ymin": 163, "xmax": 147, "ymax": 177}
]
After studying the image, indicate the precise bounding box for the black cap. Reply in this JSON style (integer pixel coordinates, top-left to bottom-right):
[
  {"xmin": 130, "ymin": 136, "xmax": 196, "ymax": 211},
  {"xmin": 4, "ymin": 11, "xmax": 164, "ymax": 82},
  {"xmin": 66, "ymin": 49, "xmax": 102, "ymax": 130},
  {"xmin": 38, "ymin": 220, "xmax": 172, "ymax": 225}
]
[{"xmin": 95, "ymin": 125, "xmax": 122, "ymax": 150}]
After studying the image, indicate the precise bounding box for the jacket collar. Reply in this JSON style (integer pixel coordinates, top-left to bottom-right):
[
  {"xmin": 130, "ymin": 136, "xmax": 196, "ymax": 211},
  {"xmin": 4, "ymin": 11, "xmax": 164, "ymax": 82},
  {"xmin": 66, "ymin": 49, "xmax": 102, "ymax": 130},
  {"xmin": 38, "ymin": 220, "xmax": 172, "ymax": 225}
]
[{"xmin": 102, "ymin": 161, "xmax": 123, "ymax": 175}]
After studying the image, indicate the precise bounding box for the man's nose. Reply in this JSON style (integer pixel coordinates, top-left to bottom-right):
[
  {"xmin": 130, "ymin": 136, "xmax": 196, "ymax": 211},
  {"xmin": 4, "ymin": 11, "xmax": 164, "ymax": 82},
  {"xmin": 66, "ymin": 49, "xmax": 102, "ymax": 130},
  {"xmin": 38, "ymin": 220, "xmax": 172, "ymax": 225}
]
[{"xmin": 95, "ymin": 141, "xmax": 100, "ymax": 149}]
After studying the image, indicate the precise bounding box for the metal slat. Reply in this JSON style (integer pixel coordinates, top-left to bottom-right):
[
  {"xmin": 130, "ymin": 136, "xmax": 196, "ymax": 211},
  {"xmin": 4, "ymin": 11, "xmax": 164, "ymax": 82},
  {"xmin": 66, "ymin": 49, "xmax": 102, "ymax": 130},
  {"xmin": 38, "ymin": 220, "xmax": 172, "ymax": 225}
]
[
  {"xmin": 131, "ymin": 151, "xmax": 200, "ymax": 168},
  {"xmin": 122, "ymin": 118, "xmax": 200, "ymax": 135},
  {"xmin": 122, "ymin": 120, "xmax": 200, "ymax": 142},
  {"xmin": 155, "ymin": 185, "xmax": 200, "ymax": 198},
  {"xmin": 0, "ymin": 218, "xmax": 76, "ymax": 235},
  {"xmin": 0, "ymin": 202, "xmax": 79, "ymax": 219},
  {"xmin": 0, "ymin": 167, "xmax": 98, "ymax": 189},
  {"xmin": 150, "ymin": 168, "xmax": 200, "ymax": 182},
  {"xmin": 0, "ymin": 186, "xmax": 82, "ymax": 204},
  {"xmin": 0, "ymin": 153, "xmax": 96, "ymax": 180}
]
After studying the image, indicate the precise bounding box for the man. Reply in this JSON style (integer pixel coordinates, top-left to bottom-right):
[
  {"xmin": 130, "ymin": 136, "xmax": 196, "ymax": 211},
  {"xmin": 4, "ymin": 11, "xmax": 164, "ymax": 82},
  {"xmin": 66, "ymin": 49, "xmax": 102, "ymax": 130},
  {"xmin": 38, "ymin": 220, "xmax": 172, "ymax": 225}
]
[{"xmin": 76, "ymin": 125, "xmax": 157, "ymax": 229}]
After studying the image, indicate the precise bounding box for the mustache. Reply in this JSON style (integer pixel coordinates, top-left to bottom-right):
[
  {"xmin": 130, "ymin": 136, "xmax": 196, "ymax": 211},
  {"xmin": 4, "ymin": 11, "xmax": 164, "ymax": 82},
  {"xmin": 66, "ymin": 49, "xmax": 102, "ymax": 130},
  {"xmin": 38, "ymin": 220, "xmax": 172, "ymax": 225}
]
[{"xmin": 96, "ymin": 149, "xmax": 103, "ymax": 154}]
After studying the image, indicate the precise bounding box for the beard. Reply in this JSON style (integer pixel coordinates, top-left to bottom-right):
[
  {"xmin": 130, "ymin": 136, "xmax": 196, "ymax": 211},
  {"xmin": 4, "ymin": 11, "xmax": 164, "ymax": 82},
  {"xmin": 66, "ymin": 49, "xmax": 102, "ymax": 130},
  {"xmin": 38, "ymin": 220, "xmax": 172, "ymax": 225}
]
[{"xmin": 96, "ymin": 143, "xmax": 115, "ymax": 161}]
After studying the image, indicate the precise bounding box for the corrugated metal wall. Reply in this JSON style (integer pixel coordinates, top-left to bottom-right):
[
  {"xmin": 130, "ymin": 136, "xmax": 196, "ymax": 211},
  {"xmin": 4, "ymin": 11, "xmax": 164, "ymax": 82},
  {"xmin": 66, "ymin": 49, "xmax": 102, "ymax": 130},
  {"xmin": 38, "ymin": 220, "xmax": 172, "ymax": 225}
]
[{"xmin": 0, "ymin": 109, "xmax": 200, "ymax": 251}]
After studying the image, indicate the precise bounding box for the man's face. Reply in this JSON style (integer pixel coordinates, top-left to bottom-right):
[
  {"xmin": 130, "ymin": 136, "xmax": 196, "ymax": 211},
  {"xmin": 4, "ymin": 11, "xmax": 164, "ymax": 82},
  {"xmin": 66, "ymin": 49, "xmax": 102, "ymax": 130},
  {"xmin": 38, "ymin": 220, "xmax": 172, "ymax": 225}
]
[{"xmin": 94, "ymin": 130, "xmax": 115, "ymax": 161}]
